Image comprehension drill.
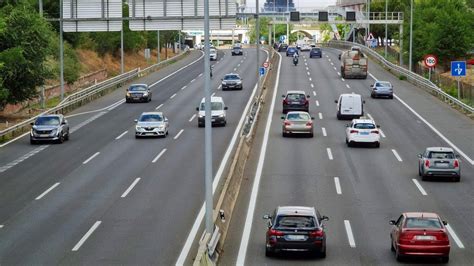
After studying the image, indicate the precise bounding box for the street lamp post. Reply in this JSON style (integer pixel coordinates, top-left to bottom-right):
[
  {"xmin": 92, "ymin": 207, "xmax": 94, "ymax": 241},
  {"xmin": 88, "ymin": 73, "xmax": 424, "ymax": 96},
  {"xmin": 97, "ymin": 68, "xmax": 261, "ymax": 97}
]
[
  {"xmin": 384, "ymin": 0, "xmax": 388, "ymax": 58},
  {"xmin": 409, "ymin": 0, "xmax": 413, "ymax": 72},
  {"xmin": 287, "ymin": 0, "xmax": 289, "ymax": 44}
]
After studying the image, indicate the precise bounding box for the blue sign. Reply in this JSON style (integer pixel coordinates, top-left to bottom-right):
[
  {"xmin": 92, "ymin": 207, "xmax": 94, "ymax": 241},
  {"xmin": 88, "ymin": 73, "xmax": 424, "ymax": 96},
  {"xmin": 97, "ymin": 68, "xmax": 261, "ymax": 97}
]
[
  {"xmin": 279, "ymin": 35, "xmax": 286, "ymax": 42},
  {"xmin": 451, "ymin": 61, "xmax": 466, "ymax": 77},
  {"xmin": 259, "ymin": 67, "xmax": 265, "ymax": 76}
]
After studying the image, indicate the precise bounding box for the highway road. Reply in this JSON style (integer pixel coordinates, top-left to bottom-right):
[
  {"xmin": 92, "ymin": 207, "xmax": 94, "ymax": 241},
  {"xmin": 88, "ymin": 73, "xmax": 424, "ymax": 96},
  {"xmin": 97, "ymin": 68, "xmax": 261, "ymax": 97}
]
[
  {"xmin": 220, "ymin": 48, "xmax": 474, "ymax": 265},
  {"xmin": 0, "ymin": 48, "xmax": 265, "ymax": 264}
]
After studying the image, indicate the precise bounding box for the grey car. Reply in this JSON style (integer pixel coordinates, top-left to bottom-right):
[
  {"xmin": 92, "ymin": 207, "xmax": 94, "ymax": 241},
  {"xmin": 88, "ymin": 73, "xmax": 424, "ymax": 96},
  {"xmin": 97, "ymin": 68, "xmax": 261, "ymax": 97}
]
[
  {"xmin": 370, "ymin": 81, "xmax": 393, "ymax": 99},
  {"xmin": 281, "ymin": 111, "xmax": 314, "ymax": 137},
  {"xmin": 126, "ymin": 84, "xmax": 152, "ymax": 103},
  {"xmin": 418, "ymin": 147, "xmax": 461, "ymax": 181},
  {"xmin": 135, "ymin": 112, "xmax": 169, "ymax": 138},
  {"xmin": 30, "ymin": 114, "xmax": 69, "ymax": 144},
  {"xmin": 221, "ymin": 73, "xmax": 243, "ymax": 90}
]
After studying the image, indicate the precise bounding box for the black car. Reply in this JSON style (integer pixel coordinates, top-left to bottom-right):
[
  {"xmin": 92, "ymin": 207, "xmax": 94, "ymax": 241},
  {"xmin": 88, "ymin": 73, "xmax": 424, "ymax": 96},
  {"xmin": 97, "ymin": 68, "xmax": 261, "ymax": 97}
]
[
  {"xmin": 221, "ymin": 73, "xmax": 243, "ymax": 90},
  {"xmin": 126, "ymin": 84, "xmax": 152, "ymax": 103},
  {"xmin": 264, "ymin": 206, "xmax": 329, "ymax": 257},
  {"xmin": 310, "ymin": 47, "xmax": 322, "ymax": 58},
  {"xmin": 231, "ymin": 46, "xmax": 243, "ymax": 56},
  {"xmin": 278, "ymin": 43, "xmax": 288, "ymax": 52},
  {"xmin": 30, "ymin": 114, "xmax": 70, "ymax": 144},
  {"xmin": 282, "ymin": 90, "xmax": 310, "ymax": 113}
]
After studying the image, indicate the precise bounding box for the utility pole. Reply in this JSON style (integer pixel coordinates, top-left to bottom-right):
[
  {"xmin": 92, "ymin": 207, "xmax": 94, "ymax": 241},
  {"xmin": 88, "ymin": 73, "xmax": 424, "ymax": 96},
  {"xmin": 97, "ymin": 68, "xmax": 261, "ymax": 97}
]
[
  {"xmin": 409, "ymin": 0, "xmax": 413, "ymax": 72},
  {"xmin": 59, "ymin": 0, "xmax": 65, "ymax": 101},
  {"xmin": 384, "ymin": 0, "xmax": 388, "ymax": 58},
  {"xmin": 286, "ymin": 0, "xmax": 289, "ymax": 44},
  {"xmin": 367, "ymin": 0, "xmax": 370, "ymax": 45},
  {"xmin": 256, "ymin": 0, "xmax": 261, "ymax": 94},
  {"xmin": 120, "ymin": 28, "xmax": 124, "ymax": 73},
  {"xmin": 39, "ymin": 0, "xmax": 43, "ymax": 16},
  {"xmin": 157, "ymin": 31, "xmax": 160, "ymax": 64}
]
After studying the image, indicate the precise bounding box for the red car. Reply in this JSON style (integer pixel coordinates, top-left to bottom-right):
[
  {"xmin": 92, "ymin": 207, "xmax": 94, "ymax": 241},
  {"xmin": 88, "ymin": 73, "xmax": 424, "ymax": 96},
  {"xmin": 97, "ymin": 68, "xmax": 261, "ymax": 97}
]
[{"xmin": 390, "ymin": 212, "xmax": 450, "ymax": 263}]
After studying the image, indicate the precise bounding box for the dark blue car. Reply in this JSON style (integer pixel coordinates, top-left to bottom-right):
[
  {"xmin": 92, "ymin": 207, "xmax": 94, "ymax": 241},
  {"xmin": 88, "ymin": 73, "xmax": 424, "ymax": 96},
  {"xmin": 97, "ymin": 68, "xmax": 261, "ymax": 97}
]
[
  {"xmin": 310, "ymin": 47, "xmax": 322, "ymax": 58},
  {"xmin": 286, "ymin": 47, "xmax": 297, "ymax": 56}
]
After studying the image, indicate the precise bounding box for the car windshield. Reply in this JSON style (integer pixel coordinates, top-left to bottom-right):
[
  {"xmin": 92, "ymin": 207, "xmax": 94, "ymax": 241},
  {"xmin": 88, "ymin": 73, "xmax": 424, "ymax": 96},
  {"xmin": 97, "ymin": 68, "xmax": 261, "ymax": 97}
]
[
  {"xmin": 405, "ymin": 218, "xmax": 442, "ymax": 229},
  {"xmin": 376, "ymin": 82, "xmax": 391, "ymax": 87},
  {"xmin": 129, "ymin": 85, "xmax": 147, "ymax": 91},
  {"xmin": 224, "ymin": 75, "xmax": 239, "ymax": 80},
  {"xmin": 288, "ymin": 48, "xmax": 296, "ymax": 51},
  {"xmin": 210, "ymin": 49, "xmax": 216, "ymax": 53},
  {"xmin": 428, "ymin": 151, "xmax": 455, "ymax": 159},
  {"xmin": 275, "ymin": 215, "xmax": 316, "ymax": 229},
  {"xmin": 233, "ymin": 47, "xmax": 241, "ymax": 50},
  {"xmin": 287, "ymin": 94, "xmax": 305, "ymax": 101},
  {"xmin": 354, "ymin": 123, "xmax": 375, "ymax": 129},
  {"xmin": 200, "ymin": 102, "xmax": 223, "ymax": 111},
  {"xmin": 287, "ymin": 113, "xmax": 310, "ymax": 121},
  {"xmin": 139, "ymin": 114, "xmax": 163, "ymax": 122},
  {"xmin": 35, "ymin": 116, "xmax": 60, "ymax": 126}
]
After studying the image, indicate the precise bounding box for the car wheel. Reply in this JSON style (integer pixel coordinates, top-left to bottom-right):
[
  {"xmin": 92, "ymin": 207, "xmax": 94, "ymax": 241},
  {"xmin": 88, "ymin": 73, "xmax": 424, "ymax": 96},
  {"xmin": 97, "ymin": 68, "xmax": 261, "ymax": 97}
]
[
  {"xmin": 441, "ymin": 256, "xmax": 449, "ymax": 263},
  {"xmin": 198, "ymin": 123, "xmax": 204, "ymax": 128},
  {"xmin": 454, "ymin": 175, "xmax": 461, "ymax": 182},
  {"xmin": 389, "ymin": 95, "xmax": 394, "ymax": 99},
  {"xmin": 391, "ymin": 240, "xmax": 395, "ymax": 252},
  {"xmin": 375, "ymin": 142, "xmax": 380, "ymax": 148},
  {"xmin": 57, "ymin": 133, "xmax": 64, "ymax": 144},
  {"xmin": 64, "ymin": 130, "xmax": 70, "ymax": 141},
  {"xmin": 135, "ymin": 135, "xmax": 140, "ymax": 139},
  {"xmin": 282, "ymin": 132, "xmax": 287, "ymax": 137},
  {"xmin": 347, "ymin": 141, "xmax": 352, "ymax": 147},
  {"xmin": 309, "ymin": 132, "xmax": 314, "ymax": 138},
  {"xmin": 148, "ymin": 97, "xmax": 152, "ymax": 102},
  {"xmin": 418, "ymin": 166, "xmax": 422, "ymax": 176},
  {"xmin": 395, "ymin": 249, "xmax": 403, "ymax": 262},
  {"xmin": 310, "ymin": 55, "xmax": 312, "ymax": 58},
  {"xmin": 337, "ymin": 113, "xmax": 342, "ymax": 120},
  {"xmin": 371, "ymin": 93, "xmax": 375, "ymax": 98},
  {"xmin": 30, "ymin": 138, "xmax": 37, "ymax": 145},
  {"xmin": 421, "ymin": 174, "xmax": 427, "ymax": 181},
  {"xmin": 265, "ymin": 247, "xmax": 273, "ymax": 257},
  {"xmin": 125, "ymin": 99, "xmax": 129, "ymax": 103}
]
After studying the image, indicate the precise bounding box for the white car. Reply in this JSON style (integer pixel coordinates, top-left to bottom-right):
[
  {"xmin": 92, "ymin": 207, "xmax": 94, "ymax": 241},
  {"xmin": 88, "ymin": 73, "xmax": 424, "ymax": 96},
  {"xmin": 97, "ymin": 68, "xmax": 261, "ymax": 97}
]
[
  {"xmin": 210, "ymin": 48, "xmax": 217, "ymax": 61},
  {"xmin": 134, "ymin": 112, "xmax": 169, "ymax": 138},
  {"xmin": 300, "ymin": 44, "xmax": 311, "ymax": 51},
  {"xmin": 345, "ymin": 118, "xmax": 380, "ymax": 148}
]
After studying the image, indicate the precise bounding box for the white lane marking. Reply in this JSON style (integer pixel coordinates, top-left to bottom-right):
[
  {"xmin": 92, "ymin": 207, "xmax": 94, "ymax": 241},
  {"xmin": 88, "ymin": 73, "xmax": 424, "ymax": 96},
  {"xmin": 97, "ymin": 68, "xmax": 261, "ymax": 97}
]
[
  {"xmin": 234, "ymin": 68, "xmax": 237, "ymax": 71},
  {"xmin": 237, "ymin": 63, "xmax": 241, "ymax": 67},
  {"xmin": 155, "ymin": 104, "xmax": 164, "ymax": 110},
  {"xmin": 211, "ymin": 92, "xmax": 216, "ymax": 97},
  {"xmin": 446, "ymin": 224, "xmax": 465, "ymax": 249},
  {"xmin": 217, "ymin": 85, "xmax": 222, "ymax": 90},
  {"xmin": 304, "ymin": 62, "xmax": 308, "ymax": 66},
  {"xmin": 0, "ymin": 145, "xmax": 49, "ymax": 173},
  {"xmin": 337, "ymin": 72, "xmax": 341, "ymax": 76},
  {"xmin": 391, "ymin": 149, "xmax": 403, "ymax": 162},
  {"xmin": 106, "ymin": 100, "xmax": 126, "ymax": 111},
  {"xmin": 315, "ymin": 100, "xmax": 320, "ymax": 106},
  {"xmin": 328, "ymin": 58, "xmax": 332, "ymax": 62},
  {"xmin": 319, "ymin": 112, "xmax": 323, "ymax": 120},
  {"xmin": 333, "ymin": 67, "xmax": 337, "ymax": 71},
  {"xmin": 181, "ymin": 85, "xmax": 187, "ymax": 90},
  {"xmin": 334, "ymin": 177, "xmax": 342, "ymax": 194},
  {"xmin": 379, "ymin": 129, "xmax": 386, "ymax": 138},
  {"xmin": 190, "ymin": 78, "xmax": 196, "ymax": 83},
  {"xmin": 149, "ymin": 52, "xmax": 204, "ymax": 88},
  {"xmin": 368, "ymin": 72, "xmax": 473, "ymax": 165},
  {"xmin": 82, "ymin": 152, "xmax": 100, "ymax": 165},
  {"xmin": 306, "ymin": 67, "xmax": 309, "ymax": 71},
  {"xmin": 0, "ymin": 132, "xmax": 30, "ymax": 148},
  {"xmin": 241, "ymin": 60, "xmax": 244, "ymax": 63},
  {"xmin": 170, "ymin": 93, "xmax": 177, "ymax": 99},
  {"xmin": 307, "ymin": 72, "xmax": 311, "ymax": 76},
  {"xmin": 322, "ymin": 127, "xmax": 327, "ymax": 136},
  {"xmin": 233, "ymin": 51, "xmax": 277, "ymax": 266},
  {"xmin": 346, "ymin": 84, "xmax": 350, "ymax": 89},
  {"xmin": 173, "ymin": 129, "xmax": 184, "ymax": 140},
  {"xmin": 327, "ymin": 148, "xmax": 333, "ymax": 160},
  {"xmin": 189, "ymin": 114, "xmax": 196, "ymax": 122},
  {"xmin": 70, "ymin": 111, "xmax": 107, "ymax": 134},
  {"xmin": 331, "ymin": 62, "xmax": 334, "ymax": 66},
  {"xmin": 342, "ymin": 78, "xmax": 345, "ymax": 82},
  {"xmin": 115, "ymin": 130, "xmax": 128, "ymax": 140},
  {"xmin": 344, "ymin": 220, "xmax": 356, "ymax": 248},
  {"xmin": 198, "ymin": 73, "xmax": 203, "ymax": 77},
  {"xmin": 121, "ymin": 178, "xmax": 141, "ymax": 198},
  {"xmin": 309, "ymin": 77, "xmax": 312, "ymax": 81},
  {"xmin": 0, "ymin": 225, "xmax": 3, "ymax": 228},
  {"xmin": 35, "ymin": 182, "xmax": 60, "ymax": 200},
  {"xmin": 310, "ymin": 84, "xmax": 314, "ymax": 88},
  {"xmin": 152, "ymin": 148, "xmax": 167, "ymax": 163},
  {"xmin": 72, "ymin": 221, "xmax": 102, "ymax": 251},
  {"xmin": 412, "ymin": 179, "xmax": 427, "ymax": 196},
  {"xmin": 313, "ymin": 91, "xmax": 316, "ymax": 96}
]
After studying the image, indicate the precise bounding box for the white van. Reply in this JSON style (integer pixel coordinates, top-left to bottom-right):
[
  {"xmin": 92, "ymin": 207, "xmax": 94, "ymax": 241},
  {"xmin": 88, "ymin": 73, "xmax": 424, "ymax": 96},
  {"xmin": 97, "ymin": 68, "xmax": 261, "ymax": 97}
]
[
  {"xmin": 196, "ymin": 96, "xmax": 228, "ymax": 127},
  {"xmin": 210, "ymin": 48, "xmax": 217, "ymax": 61},
  {"xmin": 335, "ymin": 93, "xmax": 364, "ymax": 120}
]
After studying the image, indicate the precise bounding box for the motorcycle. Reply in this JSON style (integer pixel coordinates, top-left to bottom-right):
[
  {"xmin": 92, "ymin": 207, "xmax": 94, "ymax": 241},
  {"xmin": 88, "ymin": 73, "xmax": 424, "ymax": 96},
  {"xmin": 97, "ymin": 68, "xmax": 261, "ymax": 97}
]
[{"xmin": 293, "ymin": 56, "xmax": 298, "ymax": 66}]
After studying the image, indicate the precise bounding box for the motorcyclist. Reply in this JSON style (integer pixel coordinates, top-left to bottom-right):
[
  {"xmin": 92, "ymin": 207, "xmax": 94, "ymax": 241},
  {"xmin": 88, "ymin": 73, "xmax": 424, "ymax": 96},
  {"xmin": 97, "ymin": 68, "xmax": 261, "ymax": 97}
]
[{"xmin": 293, "ymin": 52, "xmax": 299, "ymax": 65}]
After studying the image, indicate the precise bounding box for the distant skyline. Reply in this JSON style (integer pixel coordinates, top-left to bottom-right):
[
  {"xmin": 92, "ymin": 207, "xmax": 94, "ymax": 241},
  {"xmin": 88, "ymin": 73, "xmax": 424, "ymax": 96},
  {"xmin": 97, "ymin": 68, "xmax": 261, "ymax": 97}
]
[{"xmin": 246, "ymin": 0, "xmax": 337, "ymax": 8}]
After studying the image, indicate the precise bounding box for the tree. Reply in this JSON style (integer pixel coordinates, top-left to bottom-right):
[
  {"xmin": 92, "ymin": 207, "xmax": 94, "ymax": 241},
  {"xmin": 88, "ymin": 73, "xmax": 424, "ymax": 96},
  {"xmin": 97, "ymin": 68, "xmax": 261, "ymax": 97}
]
[
  {"xmin": 248, "ymin": 17, "xmax": 292, "ymax": 44},
  {"xmin": 0, "ymin": 3, "xmax": 54, "ymax": 109}
]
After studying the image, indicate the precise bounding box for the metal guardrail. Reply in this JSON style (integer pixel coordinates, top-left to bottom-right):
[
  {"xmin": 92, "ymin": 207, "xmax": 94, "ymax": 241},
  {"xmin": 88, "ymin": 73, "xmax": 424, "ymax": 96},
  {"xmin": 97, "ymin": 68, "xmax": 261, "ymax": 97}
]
[
  {"xmin": 327, "ymin": 41, "xmax": 474, "ymax": 115},
  {"xmin": 0, "ymin": 49, "xmax": 190, "ymax": 142}
]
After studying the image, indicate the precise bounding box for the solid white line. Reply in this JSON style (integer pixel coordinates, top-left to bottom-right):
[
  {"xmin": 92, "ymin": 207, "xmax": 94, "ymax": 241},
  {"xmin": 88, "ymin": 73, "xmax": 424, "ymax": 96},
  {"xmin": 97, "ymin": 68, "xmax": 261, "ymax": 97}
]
[
  {"xmin": 346, "ymin": 84, "xmax": 351, "ymax": 89},
  {"xmin": 150, "ymin": 52, "xmax": 204, "ymax": 88},
  {"xmin": 412, "ymin": 179, "xmax": 427, "ymax": 196},
  {"xmin": 173, "ymin": 129, "xmax": 184, "ymax": 140},
  {"xmin": 319, "ymin": 112, "xmax": 323, "ymax": 120},
  {"xmin": 391, "ymin": 149, "xmax": 403, "ymax": 162},
  {"xmin": 344, "ymin": 220, "xmax": 356, "ymax": 248},
  {"xmin": 107, "ymin": 99, "xmax": 125, "ymax": 111},
  {"xmin": 446, "ymin": 224, "xmax": 465, "ymax": 249},
  {"xmin": 189, "ymin": 114, "xmax": 196, "ymax": 122},
  {"xmin": 0, "ymin": 132, "xmax": 30, "ymax": 148},
  {"xmin": 327, "ymin": 148, "xmax": 333, "ymax": 160},
  {"xmin": 83, "ymin": 152, "xmax": 100, "ymax": 165},
  {"xmin": 334, "ymin": 177, "xmax": 342, "ymax": 194},
  {"xmin": 115, "ymin": 130, "xmax": 128, "ymax": 140},
  {"xmin": 368, "ymin": 72, "xmax": 473, "ymax": 165},
  {"xmin": 235, "ymin": 51, "xmax": 279, "ymax": 266},
  {"xmin": 121, "ymin": 178, "xmax": 141, "ymax": 198},
  {"xmin": 181, "ymin": 85, "xmax": 187, "ymax": 90},
  {"xmin": 313, "ymin": 91, "xmax": 316, "ymax": 96},
  {"xmin": 322, "ymin": 127, "xmax": 327, "ymax": 136},
  {"xmin": 155, "ymin": 104, "xmax": 164, "ymax": 110},
  {"xmin": 152, "ymin": 148, "xmax": 167, "ymax": 163},
  {"xmin": 72, "ymin": 221, "xmax": 102, "ymax": 251},
  {"xmin": 310, "ymin": 84, "xmax": 314, "ymax": 88},
  {"xmin": 170, "ymin": 93, "xmax": 177, "ymax": 99},
  {"xmin": 35, "ymin": 182, "xmax": 60, "ymax": 200},
  {"xmin": 315, "ymin": 100, "xmax": 319, "ymax": 106}
]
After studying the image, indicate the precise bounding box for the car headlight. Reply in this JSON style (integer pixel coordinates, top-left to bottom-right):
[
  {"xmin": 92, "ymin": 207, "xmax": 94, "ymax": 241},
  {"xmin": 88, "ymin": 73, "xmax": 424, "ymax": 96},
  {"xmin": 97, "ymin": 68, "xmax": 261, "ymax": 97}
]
[
  {"xmin": 126, "ymin": 92, "xmax": 131, "ymax": 97},
  {"xmin": 135, "ymin": 126, "xmax": 142, "ymax": 131},
  {"xmin": 198, "ymin": 114, "xmax": 204, "ymax": 118},
  {"xmin": 222, "ymin": 81, "xmax": 227, "ymax": 85},
  {"xmin": 51, "ymin": 129, "xmax": 58, "ymax": 135},
  {"xmin": 142, "ymin": 92, "xmax": 148, "ymax": 96},
  {"xmin": 236, "ymin": 80, "xmax": 242, "ymax": 84},
  {"xmin": 219, "ymin": 114, "xmax": 225, "ymax": 118}
]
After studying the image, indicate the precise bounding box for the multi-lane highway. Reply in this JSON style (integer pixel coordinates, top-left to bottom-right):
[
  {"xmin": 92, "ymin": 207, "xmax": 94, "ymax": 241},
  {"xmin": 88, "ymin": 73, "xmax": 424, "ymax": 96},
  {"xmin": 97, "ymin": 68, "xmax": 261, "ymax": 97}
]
[
  {"xmin": 221, "ymin": 48, "xmax": 473, "ymax": 265},
  {"xmin": 0, "ymin": 48, "xmax": 265, "ymax": 264}
]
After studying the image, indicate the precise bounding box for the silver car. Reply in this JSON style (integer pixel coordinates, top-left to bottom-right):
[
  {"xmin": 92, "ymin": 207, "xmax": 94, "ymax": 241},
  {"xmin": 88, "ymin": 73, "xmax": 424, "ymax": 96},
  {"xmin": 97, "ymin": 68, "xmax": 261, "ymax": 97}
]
[
  {"xmin": 281, "ymin": 111, "xmax": 314, "ymax": 137},
  {"xmin": 30, "ymin": 114, "xmax": 70, "ymax": 144},
  {"xmin": 135, "ymin": 112, "xmax": 169, "ymax": 138},
  {"xmin": 370, "ymin": 81, "xmax": 393, "ymax": 99},
  {"xmin": 418, "ymin": 147, "xmax": 461, "ymax": 181}
]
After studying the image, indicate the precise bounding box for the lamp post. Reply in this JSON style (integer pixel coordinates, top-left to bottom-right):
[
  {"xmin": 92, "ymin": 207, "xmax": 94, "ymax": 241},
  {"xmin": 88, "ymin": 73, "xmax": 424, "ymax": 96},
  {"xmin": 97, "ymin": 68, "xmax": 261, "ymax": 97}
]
[
  {"xmin": 384, "ymin": 0, "xmax": 388, "ymax": 58},
  {"xmin": 287, "ymin": 0, "xmax": 289, "ymax": 44},
  {"xmin": 409, "ymin": 0, "xmax": 413, "ymax": 72}
]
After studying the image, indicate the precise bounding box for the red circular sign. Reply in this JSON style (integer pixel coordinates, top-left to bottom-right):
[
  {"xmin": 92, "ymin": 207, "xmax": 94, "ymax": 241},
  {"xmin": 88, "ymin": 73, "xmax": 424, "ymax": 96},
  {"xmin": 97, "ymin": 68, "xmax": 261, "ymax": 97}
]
[
  {"xmin": 263, "ymin": 62, "xmax": 269, "ymax": 68},
  {"xmin": 424, "ymin": 54, "xmax": 438, "ymax": 68}
]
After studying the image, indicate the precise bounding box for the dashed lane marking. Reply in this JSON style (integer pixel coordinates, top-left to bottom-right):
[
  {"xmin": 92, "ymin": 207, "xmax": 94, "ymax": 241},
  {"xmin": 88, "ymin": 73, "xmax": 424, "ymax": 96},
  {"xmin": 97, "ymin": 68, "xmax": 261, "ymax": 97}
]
[
  {"xmin": 152, "ymin": 148, "xmax": 167, "ymax": 163},
  {"xmin": 326, "ymin": 148, "xmax": 333, "ymax": 160},
  {"xmin": 322, "ymin": 127, "xmax": 327, "ymax": 136},
  {"xmin": 334, "ymin": 177, "xmax": 342, "ymax": 194},
  {"xmin": 121, "ymin": 178, "xmax": 141, "ymax": 198},
  {"xmin": 72, "ymin": 221, "xmax": 102, "ymax": 251},
  {"xmin": 35, "ymin": 182, "xmax": 60, "ymax": 200},
  {"xmin": 174, "ymin": 129, "xmax": 184, "ymax": 140},
  {"xmin": 115, "ymin": 131, "xmax": 128, "ymax": 140},
  {"xmin": 412, "ymin": 179, "xmax": 427, "ymax": 196},
  {"xmin": 83, "ymin": 152, "xmax": 100, "ymax": 165},
  {"xmin": 344, "ymin": 220, "xmax": 356, "ymax": 248}
]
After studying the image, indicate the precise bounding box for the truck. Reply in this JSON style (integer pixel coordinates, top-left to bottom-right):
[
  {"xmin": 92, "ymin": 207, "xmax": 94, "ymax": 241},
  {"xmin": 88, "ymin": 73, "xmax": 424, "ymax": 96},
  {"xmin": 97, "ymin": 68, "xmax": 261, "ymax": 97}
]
[{"xmin": 340, "ymin": 49, "xmax": 368, "ymax": 79}]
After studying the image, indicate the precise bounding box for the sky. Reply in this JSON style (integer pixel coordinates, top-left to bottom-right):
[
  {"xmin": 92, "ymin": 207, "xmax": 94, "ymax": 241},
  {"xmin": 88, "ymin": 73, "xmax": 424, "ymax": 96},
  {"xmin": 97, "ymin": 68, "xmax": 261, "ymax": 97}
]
[{"xmin": 245, "ymin": 0, "xmax": 337, "ymax": 9}]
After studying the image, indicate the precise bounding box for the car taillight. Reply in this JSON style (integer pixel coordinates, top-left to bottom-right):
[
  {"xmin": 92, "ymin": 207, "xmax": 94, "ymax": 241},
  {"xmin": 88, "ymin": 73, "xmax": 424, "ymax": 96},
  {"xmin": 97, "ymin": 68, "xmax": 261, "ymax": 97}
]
[
  {"xmin": 309, "ymin": 229, "xmax": 324, "ymax": 238},
  {"xmin": 283, "ymin": 99, "xmax": 289, "ymax": 105},
  {"xmin": 268, "ymin": 229, "xmax": 284, "ymax": 237},
  {"xmin": 425, "ymin": 160, "xmax": 430, "ymax": 168},
  {"xmin": 284, "ymin": 120, "xmax": 292, "ymax": 126},
  {"xmin": 370, "ymin": 130, "xmax": 379, "ymax": 134},
  {"xmin": 306, "ymin": 121, "xmax": 312, "ymax": 127},
  {"xmin": 304, "ymin": 100, "xmax": 309, "ymax": 106},
  {"xmin": 454, "ymin": 159, "xmax": 459, "ymax": 168},
  {"xmin": 350, "ymin": 130, "xmax": 358, "ymax": 134},
  {"xmin": 399, "ymin": 231, "xmax": 415, "ymax": 242}
]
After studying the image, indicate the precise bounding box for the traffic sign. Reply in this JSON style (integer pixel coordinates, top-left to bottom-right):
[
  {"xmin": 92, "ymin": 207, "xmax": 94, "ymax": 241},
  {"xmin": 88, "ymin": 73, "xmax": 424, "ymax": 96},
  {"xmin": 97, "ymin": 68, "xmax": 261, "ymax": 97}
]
[
  {"xmin": 259, "ymin": 67, "xmax": 265, "ymax": 76},
  {"xmin": 424, "ymin": 54, "xmax": 438, "ymax": 68},
  {"xmin": 451, "ymin": 61, "xmax": 466, "ymax": 77},
  {"xmin": 263, "ymin": 62, "xmax": 269, "ymax": 68}
]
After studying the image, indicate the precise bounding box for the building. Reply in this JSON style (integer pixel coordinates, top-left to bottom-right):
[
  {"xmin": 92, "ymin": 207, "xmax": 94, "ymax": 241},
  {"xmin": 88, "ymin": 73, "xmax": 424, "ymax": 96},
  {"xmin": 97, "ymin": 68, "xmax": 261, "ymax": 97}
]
[
  {"xmin": 263, "ymin": 0, "xmax": 295, "ymax": 12},
  {"xmin": 336, "ymin": 0, "xmax": 366, "ymax": 11}
]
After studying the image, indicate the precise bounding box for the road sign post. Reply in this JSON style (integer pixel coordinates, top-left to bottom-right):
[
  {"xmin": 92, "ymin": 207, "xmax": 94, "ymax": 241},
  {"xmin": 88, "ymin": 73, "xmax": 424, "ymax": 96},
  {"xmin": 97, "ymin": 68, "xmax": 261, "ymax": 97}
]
[
  {"xmin": 424, "ymin": 54, "xmax": 438, "ymax": 81},
  {"xmin": 451, "ymin": 61, "xmax": 466, "ymax": 100}
]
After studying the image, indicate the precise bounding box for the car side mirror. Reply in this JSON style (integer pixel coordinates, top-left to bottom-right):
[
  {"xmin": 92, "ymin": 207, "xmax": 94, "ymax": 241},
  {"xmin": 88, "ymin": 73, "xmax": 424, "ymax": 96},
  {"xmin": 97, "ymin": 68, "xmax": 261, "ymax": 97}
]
[
  {"xmin": 263, "ymin": 214, "xmax": 271, "ymax": 219},
  {"xmin": 442, "ymin": 220, "xmax": 448, "ymax": 225},
  {"xmin": 134, "ymin": 119, "xmax": 138, "ymax": 123},
  {"xmin": 370, "ymin": 85, "xmax": 374, "ymax": 88},
  {"xmin": 281, "ymin": 116, "xmax": 285, "ymax": 119},
  {"xmin": 377, "ymin": 125, "xmax": 380, "ymax": 128},
  {"xmin": 389, "ymin": 220, "xmax": 396, "ymax": 225},
  {"xmin": 311, "ymin": 117, "xmax": 315, "ymax": 120},
  {"xmin": 224, "ymin": 106, "xmax": 228, "ymax": 110},
  {"xmin": 61, "ymin": 121, "xmax": 67, "ymax": 125},
  {"xmin": 30, "ymin": 122, "xmax": 34, "ymax": 126},
  {"xmin": 417, "ymin": 154, "xmax": 422, "ymax": 158},
  {"xmin": 345, "ymin": 124, "xmax": 349, "ymax": 127},
  {"xmin": 322, "ymin": 216, "xmax": 329, "ymax": 221},
  {"xmin": 282, "ymin": 94, "xmax": 285, "ymax": 98},
  {"xmin": 164, "ymin": 118, "xmax": 168, "ymax": 122},
  {"xmin": 363, "ymin": 100, "xmax": 366, "ymax": 104},
  {"xmin": 455, "ymin": 155, "xmax": 460, "ymax": 159},
  {"xmin": 334, "ymin": 100, "xmax": 338, "ymax": 103},
  {"xmin": 196, "ymin": 107, "xmax": 199, "ymax": 111},
  {"xmin": 307, "ymin": 95, "xmax": 310, "ymax": 98}
]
